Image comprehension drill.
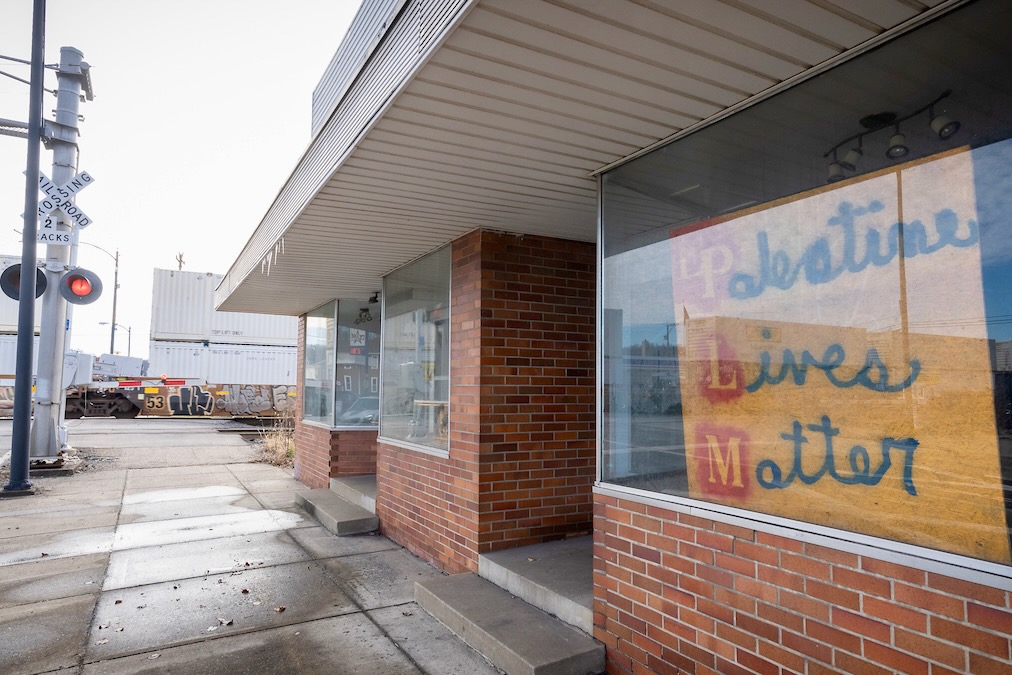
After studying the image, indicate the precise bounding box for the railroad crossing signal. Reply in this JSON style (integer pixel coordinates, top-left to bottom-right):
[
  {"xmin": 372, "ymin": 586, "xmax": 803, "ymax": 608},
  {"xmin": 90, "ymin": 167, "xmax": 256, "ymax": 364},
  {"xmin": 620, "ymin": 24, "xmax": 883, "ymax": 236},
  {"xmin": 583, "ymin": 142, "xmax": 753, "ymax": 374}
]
[
  {"xmin": 0, "ymin": 264, "xmax": 47, "ymax": 300},
  {"xmin": 58, "ymin": 268, "xmax": 102, "ymax": 304}
]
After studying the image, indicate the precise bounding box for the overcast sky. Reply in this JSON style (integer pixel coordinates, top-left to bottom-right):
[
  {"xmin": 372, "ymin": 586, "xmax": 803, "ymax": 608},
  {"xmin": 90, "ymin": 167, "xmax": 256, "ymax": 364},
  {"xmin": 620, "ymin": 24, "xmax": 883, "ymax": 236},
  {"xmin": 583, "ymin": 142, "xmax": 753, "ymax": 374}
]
[{"xmin": 0, "ymin": 0, "xmax": 362, "ymax": 359}]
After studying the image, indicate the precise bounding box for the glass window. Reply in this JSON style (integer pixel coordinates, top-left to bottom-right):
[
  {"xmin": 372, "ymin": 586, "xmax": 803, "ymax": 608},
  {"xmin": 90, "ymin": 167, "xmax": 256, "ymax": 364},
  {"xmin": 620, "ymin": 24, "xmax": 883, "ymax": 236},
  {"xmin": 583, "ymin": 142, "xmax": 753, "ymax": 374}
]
[
  {"xmin": 303, "ymin": 301, "xmax": 336, "ymax": 425},
  {"xmin": 302, "ymin": 299, "xmax": 381, "ymax": 426},
  {"xmin": 601, "ymin": 0, "xmax": 1012, "ymax": 569},
  {"xmin": 335, "ymin": 299, "xmax": 381, "ymax": 425},
  {"xmin": 380, "ymin": 246, "xmax": 451, "ymax": 453}
]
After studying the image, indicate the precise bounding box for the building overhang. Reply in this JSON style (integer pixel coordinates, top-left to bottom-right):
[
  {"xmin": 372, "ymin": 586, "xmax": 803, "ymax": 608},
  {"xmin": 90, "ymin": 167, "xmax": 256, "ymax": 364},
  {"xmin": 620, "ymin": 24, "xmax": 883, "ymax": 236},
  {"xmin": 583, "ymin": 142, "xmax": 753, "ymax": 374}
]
[{"xmin": 216, "ymin": 0, "xmax": 955, "ymax": 315}]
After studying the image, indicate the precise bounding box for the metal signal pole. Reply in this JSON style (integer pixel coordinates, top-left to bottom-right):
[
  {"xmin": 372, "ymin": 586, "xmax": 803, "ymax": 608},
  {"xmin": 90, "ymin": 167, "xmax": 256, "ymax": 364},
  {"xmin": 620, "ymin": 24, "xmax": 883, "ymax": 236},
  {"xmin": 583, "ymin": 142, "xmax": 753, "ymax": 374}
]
[
  {"xmin": 2, "ymin": 0, "xmax": 46, "ymax": 495},
  {"xmin": 30, "ymin": 46, "xmax": 92, "ymax": 458}
]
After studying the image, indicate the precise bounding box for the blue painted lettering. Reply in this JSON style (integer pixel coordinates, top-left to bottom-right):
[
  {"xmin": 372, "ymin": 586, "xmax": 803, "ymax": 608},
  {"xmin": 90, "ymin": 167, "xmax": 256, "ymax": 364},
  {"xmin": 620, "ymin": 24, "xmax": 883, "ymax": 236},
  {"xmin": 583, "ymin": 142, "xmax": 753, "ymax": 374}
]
[
  {"xmin": 756, "ymin": 415, "xmax": 919, "ymax": 495},
  {"xmin": 729, "ymin": 201, "xmax": 979, "ymax": 299},
  {"xmin": 746, "ymin": 344, "xmax": 920, "ymax": 394}
]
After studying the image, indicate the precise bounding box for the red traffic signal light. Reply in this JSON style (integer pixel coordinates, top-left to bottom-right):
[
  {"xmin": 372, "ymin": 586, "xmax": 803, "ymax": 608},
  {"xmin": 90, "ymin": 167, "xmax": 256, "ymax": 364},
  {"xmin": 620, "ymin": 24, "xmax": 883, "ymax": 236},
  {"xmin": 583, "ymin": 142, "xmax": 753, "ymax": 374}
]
[
  {"xmin": 0, "ymin": 264, "xmax": 47, "ymax": 301},
  {"xmin": 59, "ymin": 268, "xmax": 103, "ymax": 304}
]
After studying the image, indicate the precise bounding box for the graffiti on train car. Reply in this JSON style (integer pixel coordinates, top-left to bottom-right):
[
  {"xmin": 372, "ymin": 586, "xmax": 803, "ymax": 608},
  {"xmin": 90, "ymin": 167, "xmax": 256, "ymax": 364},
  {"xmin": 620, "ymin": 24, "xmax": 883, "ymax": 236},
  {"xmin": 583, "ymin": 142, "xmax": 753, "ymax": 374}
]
[
  {"xmin": 0, "ymin": 385, "xmax": 13, "ymax": 413},
  {"xmin": 142, "ymin": 384, "xmax": 297, "ymax": 417}
]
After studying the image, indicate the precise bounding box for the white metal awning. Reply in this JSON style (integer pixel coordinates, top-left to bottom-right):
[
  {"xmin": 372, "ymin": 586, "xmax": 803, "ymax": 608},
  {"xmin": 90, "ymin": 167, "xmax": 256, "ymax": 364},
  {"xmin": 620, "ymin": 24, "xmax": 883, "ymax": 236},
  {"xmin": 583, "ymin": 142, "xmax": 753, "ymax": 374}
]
[{"xmin": 217, "ymin": 0, "xmax": 954, "ymax": 315}]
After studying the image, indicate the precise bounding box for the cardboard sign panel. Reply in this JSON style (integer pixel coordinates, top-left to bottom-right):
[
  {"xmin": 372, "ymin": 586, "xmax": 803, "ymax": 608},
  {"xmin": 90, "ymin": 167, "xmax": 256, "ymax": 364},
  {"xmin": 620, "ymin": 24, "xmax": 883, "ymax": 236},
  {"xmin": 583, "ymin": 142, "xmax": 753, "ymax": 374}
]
[{"xmin": 670, "ymin": 149, "xmax": 1010, "ymax": 564}]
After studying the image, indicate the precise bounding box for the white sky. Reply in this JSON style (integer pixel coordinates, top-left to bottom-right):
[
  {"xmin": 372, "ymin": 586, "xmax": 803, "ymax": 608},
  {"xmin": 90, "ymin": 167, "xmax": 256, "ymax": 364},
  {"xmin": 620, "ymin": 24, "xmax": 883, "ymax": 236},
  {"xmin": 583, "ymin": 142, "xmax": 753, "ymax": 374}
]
[{"xmin": 0, "ymin": 0, "xmax": 362, "ymax": 359}]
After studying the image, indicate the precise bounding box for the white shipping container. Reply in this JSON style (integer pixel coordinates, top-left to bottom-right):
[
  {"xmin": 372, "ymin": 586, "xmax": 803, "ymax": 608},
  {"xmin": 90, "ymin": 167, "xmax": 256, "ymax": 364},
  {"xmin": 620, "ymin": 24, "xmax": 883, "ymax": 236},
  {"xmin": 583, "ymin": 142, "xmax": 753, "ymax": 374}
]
[
  {"xmin": 147, "ymin": 340, "xmax": 296, "ymax": 384},
  {"xmin": 0, "ymin": 255, "xmax": 44, "ymax": 334},
  {"xmin": 205, "ymin": 345, "xmax": 297, "ymax": 384},
  {"xmin": 209, "ymin": 308, "xmax": 297, "ymax": 347},
  {"xmin": 150, "ymin": 269, "xmax": 297, "ymax": 346},
  {"xmin": 149, "ymin": 270, "xmax": 214, "ymax": 342},
  {"xmin": 146, "ymin": 342, "xmax": 207, "ymax": 379},
  {"xmin": 0, "ymin": 334, "xmax": 40, "ymax": 378}
]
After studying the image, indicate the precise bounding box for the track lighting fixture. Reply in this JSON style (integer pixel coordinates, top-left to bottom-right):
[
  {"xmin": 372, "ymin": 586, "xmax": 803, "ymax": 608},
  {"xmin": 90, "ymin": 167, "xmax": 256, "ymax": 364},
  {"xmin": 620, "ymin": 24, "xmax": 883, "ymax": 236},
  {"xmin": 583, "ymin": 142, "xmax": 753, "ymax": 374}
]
[{"xmin": 823, "ymin": 90, "xmax": 959, "ymax": 182}]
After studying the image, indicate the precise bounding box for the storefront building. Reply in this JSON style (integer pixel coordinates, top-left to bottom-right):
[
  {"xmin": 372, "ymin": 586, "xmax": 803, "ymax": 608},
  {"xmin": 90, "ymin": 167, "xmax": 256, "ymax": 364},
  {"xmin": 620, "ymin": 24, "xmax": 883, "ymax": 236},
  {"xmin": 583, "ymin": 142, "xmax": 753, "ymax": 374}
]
[{"xmin": 219, "ymin": 0, "xmax": 1011, "ymax": 672}]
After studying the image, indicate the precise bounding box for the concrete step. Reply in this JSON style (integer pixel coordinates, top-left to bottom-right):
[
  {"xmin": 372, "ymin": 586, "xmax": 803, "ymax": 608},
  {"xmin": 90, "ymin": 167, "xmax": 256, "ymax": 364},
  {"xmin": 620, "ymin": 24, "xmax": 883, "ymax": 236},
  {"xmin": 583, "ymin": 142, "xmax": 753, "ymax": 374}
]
[
  {"xmin": 294, "ymin": 488, "xmax": 378, "ymax": 536},
  {"xmin": 479, "ymin": 536, "xmax": 594, "ymax": 635},
  {"xmin": 329, "ymin": 474, "xmax": 377, "ymax": 513},
  {"xmin": 416, "ymin": 573, "xmax": 604, "ymax": 675}
]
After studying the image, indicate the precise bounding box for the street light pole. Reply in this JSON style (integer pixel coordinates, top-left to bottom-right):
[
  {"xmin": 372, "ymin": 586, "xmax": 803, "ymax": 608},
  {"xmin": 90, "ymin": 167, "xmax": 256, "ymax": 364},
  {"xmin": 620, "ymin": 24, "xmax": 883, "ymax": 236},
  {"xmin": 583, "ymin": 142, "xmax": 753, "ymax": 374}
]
[
  {"xmin": 100, "ymin": 321, "xmax": 130, "ymax": 356},
  {"xmin": 109, "ymin": 249, "xmax": 118, "ymax": 353},
  {"xmin": 78, "ymin": 242, "xmax": 118, "ymax": 355}
]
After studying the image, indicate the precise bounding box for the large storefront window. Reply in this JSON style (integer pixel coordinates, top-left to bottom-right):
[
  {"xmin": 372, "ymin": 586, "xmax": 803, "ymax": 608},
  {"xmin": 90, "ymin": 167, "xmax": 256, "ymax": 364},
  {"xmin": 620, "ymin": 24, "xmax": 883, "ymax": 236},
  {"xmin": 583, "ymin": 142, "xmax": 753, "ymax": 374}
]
[
  {"xmin": 302, "ymin": 299, "xmax": 381, "ymax": 426},
  {"xmin": 380, "ymin": 247, "xmax": 450, "ymax": 454},
  {"xmin": 601, "ymin": 0, "xmax": 1012, "ymax": 570}
]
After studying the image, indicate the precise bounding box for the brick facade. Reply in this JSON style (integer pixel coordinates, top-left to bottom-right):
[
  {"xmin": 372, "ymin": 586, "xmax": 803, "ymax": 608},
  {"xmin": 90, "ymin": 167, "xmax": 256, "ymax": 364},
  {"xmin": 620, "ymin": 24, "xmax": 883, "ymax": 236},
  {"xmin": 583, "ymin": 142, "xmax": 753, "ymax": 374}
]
[
  {"xmin": 293, "ymin": 316, "xmax": 378, "ymax": 489},
  {"xmin": 294, "ymin": 421, "xmax": 378, "ymax": 488},
  {"xmin": 594, "ymin": 493, "xmax": 1012, "ymax": 674},
  {"xmin": 377, "ymin": 230, "xmax": 596, "ymax": 573}
]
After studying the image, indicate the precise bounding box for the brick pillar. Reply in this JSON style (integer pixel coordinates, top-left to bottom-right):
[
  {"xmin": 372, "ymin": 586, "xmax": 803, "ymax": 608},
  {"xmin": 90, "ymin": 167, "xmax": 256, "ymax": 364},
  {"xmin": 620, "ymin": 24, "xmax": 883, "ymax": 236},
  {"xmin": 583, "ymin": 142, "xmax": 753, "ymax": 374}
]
[{"xmin": 377, "ymin": 230, "xmax": 596, "ymax": 572}]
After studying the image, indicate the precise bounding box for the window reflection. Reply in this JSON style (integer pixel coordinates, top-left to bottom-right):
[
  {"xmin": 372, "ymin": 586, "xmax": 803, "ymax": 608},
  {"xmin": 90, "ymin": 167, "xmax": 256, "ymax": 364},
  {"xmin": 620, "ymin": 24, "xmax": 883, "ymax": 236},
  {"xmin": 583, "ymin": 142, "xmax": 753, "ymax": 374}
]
[
  {"xmin": 380, "ymin": 246, "xmax": 451, "ymax": 453},
  {"xmin": 303, "ymin": 301, "xmax": 336, "ymax": 425},
  {"xmin": 601, "ymin": 0, "xmax": 1012, "ymax": 566},
  {"xmin": 302, "ymin": 299, "xmax": 381, "ymax": 426}
]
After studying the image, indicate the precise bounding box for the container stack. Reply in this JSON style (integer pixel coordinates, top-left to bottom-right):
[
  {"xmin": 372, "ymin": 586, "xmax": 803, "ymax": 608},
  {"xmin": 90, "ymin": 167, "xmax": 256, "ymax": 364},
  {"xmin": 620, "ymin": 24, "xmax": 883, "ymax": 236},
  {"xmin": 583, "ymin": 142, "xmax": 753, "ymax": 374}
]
[{"xmin": 147, "ymin": 269, "xmax": 297, "ymax": 385}]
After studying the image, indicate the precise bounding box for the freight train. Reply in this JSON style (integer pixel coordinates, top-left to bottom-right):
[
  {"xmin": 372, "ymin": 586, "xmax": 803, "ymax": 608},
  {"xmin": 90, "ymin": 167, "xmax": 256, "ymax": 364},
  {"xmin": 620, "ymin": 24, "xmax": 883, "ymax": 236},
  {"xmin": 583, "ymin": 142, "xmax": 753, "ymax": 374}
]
[{"xmin": 1, "ymin": 267, "xmax": 299, "ymax": 419}]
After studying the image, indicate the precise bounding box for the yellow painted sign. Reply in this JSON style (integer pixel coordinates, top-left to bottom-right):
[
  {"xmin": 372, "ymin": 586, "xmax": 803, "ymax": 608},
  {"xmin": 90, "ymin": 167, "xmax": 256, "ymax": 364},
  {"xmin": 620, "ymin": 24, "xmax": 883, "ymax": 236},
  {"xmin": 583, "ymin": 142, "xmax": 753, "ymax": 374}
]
[{"xmin": 670, "ymin": 149, "xmax": 1010, "ymax": 564}]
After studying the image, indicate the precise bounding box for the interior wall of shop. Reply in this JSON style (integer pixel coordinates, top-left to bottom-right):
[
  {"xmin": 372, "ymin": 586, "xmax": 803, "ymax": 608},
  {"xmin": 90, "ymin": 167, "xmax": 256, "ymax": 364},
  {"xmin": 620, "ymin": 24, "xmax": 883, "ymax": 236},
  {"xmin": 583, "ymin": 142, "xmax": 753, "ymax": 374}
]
[
  {"xmin": 293, "ymin": 315, "xmax": 378, "ymax": 488},
  {"xmin": 594, "ymin": 494, "xmax": 1012, "ymax": 674},
  {"xmin": 377, "ymin": 230, "xmax": 597, "ymax": 573}
]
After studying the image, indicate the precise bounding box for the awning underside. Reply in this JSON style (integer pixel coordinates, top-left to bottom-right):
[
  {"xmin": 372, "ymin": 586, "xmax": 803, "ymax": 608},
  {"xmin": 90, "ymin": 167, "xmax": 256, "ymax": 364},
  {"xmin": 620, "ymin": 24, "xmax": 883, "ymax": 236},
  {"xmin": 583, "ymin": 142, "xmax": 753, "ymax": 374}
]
[{"xmin": 217, "ymin": 0, "xmax": 946, "ymax": 315}]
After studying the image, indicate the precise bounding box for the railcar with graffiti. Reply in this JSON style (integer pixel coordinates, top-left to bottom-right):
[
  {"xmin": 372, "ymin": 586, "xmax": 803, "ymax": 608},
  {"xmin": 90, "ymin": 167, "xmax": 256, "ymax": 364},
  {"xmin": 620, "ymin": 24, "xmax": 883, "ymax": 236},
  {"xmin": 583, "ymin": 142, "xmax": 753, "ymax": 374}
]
[{"xmin": 58, "ymin": 381, "xmax": 298, "ymax": 418}]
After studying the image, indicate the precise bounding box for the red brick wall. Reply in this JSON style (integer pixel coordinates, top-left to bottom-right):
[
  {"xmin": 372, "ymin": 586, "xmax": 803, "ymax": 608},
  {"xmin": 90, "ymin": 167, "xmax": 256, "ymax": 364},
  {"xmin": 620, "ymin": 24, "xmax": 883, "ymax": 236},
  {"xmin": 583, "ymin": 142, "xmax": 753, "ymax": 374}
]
[
  {"xmin": 293, "ymin": 314, "xmax": 378, "ymax": 489},
  {"xmin": 377, "ymin": 443, "xmax": 480, "ymax": 573},
  {"xmin": 594, "ymin": 493, "xmax": 1012, "ymax": 674},
  {"xmin": 293, "ymin": 420, "xmax": 334, "ymax": 489},
  {"xmin": 294, "ymin": 422, "xmax": 379, "ymax": 488},
  {"xmin": 377, "ymin": 230, "xmax": 596, "ymax": 573},
  {"xmin": 331, "ymin": 430, "xmax": 378, "ymax": 476},
  {"xmin": 475, "ymin": 231, "xmax": 596, "ymax": 551}
]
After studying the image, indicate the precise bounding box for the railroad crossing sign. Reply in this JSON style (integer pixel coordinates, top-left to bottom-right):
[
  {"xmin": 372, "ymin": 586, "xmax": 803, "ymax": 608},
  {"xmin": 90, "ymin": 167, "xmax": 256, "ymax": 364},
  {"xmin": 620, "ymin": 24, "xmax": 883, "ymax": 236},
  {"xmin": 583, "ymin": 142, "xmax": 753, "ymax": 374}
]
[{"xmin": 37, "ymin": 170, "xmax": 94, "ymax": 228}]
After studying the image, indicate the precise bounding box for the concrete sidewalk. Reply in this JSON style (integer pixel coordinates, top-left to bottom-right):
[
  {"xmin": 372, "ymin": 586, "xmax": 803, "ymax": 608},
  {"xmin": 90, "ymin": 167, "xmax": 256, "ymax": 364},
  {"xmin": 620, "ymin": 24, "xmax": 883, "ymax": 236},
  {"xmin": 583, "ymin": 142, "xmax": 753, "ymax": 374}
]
[{"xmin": 0, "ymin": 421, "xmax": 500, "ymax": 674}]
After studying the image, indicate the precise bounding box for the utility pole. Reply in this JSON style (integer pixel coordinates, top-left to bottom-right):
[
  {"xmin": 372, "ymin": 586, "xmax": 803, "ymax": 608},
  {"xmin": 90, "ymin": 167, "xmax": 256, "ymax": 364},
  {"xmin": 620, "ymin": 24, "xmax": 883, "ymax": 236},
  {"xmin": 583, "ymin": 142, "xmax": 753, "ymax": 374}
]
[
  {"xmin": 1, "ymin": 0, "xmax": 46, "ymax": 495},
  {"xmin": 109, "ymin": 249, "xmax": 118, "ymax": 353},
  {"xmin": 30, "ymin": 46, "xmax": 92, "ymax": 458}
]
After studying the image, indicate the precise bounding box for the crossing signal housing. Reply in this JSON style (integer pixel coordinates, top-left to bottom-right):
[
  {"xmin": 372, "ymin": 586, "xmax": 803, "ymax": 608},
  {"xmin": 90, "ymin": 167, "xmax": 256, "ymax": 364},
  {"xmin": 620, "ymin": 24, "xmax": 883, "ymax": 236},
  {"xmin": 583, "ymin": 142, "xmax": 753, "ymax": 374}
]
[
  {"xmin": 0, "ymin": 264, "xmax": 47, "ymax": 301},
  {"xmin": 59, "ymin": 268, "xmax": 102, "ymax": 304}
]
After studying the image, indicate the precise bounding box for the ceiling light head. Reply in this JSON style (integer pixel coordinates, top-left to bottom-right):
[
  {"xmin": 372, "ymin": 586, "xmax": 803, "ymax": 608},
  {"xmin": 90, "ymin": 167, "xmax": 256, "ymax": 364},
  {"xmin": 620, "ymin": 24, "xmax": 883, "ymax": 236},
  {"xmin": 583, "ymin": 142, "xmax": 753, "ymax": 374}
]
[
  {"xmin": 368, "ymin": 292, "xmax": 380, "ymax": 304},
  {"xmin": 827, "ymin": 161, "xmax": 845, "ymax": 183},
  {"xmin": 887, "ymin": 130, "xmax": 909, "ymax": 159},
  {"xmin": 840, "ymin": 146, "xmax": 862, "ymax": 172},
  {"xmin": 930, "ymin": 114, "xmax": 960, "ymax": 140}
]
